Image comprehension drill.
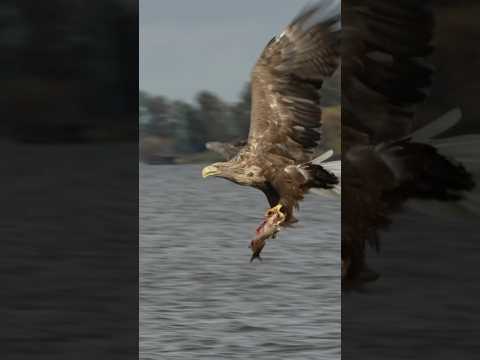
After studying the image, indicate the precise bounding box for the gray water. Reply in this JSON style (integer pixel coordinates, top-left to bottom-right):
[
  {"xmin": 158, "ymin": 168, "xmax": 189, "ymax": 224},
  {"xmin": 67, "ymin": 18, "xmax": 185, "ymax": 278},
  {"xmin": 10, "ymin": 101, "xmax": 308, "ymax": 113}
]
[
  {"xmin": 343, "ymin": 211, "xmax": 480, "ymax": 359},
  {"xmin": 140, "ymin": 164, "xmax": 340, "ymax": 360}
]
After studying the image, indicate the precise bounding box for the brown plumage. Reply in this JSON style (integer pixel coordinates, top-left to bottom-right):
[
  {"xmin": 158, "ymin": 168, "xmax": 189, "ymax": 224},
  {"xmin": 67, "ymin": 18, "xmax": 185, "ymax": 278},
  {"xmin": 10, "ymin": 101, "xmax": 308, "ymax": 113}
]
[
  {"xmin": 202, "ymin": 1, "xmax": 341, "ymax": 257},
  {"xmin": 342, "ymin": 0, "xmax": 476, "ymax": 288},
  {"xmin": 205, "ymin": 106, "xmax": 341, "ymax": 161}
]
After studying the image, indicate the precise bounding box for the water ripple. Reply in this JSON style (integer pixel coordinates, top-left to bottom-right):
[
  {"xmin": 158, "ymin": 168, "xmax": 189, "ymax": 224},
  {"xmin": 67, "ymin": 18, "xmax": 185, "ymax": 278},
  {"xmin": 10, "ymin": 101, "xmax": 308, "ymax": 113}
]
[{"xmin": 140, "ymin": 164, "xmax": 340, "ymax": 360}]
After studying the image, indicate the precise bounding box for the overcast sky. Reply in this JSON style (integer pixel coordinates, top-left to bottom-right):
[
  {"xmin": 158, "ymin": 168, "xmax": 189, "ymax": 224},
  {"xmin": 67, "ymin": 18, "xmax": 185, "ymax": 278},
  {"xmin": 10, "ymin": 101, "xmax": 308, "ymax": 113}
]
[{"xmin": 139, "ymin": 0, "xmax": 312, "ymax": 103}]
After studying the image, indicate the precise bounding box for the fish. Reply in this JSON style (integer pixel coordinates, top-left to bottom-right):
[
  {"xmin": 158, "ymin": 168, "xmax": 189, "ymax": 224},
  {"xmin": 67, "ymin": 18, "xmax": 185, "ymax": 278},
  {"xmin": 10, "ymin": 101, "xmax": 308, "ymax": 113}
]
[{"xmin": 249, "ymin": 204, "xmax": 285, "ymax": 262}]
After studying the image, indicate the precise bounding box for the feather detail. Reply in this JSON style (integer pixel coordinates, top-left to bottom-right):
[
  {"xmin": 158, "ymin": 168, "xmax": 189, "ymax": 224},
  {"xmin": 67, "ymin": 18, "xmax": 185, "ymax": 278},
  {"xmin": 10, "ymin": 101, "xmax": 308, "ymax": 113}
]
[{"xmin": 412, "ymin": 108, "xmax": 462, "ymax": 142}]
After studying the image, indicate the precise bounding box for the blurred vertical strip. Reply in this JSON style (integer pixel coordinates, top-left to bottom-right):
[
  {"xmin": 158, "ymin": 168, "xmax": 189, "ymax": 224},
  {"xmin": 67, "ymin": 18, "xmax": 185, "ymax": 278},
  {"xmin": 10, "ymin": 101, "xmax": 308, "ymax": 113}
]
[
  {"xmin": 0, "ymin": 1, "xmax": 139, "ymax": 358},
  {"xmin": 342, "ymin": 0, "xmax": 480, "ymax": 358}
]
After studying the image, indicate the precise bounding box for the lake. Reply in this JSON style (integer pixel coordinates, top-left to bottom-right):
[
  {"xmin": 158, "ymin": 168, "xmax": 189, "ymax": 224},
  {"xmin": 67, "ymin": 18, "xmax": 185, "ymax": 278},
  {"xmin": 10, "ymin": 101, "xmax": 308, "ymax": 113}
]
[
  {"xmin": 140, "ymin": 164, "xmax": 341, "ymax": 360},
  {"xmin": 343, "ymin": 210, "xmax": 480, "ymax": 359}
]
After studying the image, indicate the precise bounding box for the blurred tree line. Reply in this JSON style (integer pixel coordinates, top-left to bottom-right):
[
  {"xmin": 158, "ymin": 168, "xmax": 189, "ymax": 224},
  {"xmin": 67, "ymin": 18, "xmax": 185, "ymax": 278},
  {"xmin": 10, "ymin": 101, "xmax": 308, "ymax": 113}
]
[
  {"xmin": 139, "ymin": 84, "xmax": 252, "ymax": 156},
  {"xmin": 139, "ymin": 68, "xmax": 341, "ymax": 161}
]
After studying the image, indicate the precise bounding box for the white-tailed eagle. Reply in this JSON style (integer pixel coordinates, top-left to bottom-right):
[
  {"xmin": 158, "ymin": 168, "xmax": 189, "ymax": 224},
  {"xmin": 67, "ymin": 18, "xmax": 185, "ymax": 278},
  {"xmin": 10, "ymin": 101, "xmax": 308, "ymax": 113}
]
[{"xmin": 202, "ymin": 1, "xmax": 341, "ymax": 260}]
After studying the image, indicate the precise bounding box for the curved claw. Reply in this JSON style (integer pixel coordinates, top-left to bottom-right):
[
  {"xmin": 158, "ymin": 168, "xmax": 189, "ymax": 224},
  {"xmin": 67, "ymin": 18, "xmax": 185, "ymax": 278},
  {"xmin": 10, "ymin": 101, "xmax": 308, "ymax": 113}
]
[{"xmin": 265, "ymin": 204, "xmax": 283, "ymax": 217}]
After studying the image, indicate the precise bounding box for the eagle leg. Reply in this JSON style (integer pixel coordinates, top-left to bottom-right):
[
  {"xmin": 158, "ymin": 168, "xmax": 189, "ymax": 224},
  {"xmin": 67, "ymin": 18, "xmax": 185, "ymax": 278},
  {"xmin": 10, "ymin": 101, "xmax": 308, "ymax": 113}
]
[
  {"xmin": 249, "ymin": 204, "xmax": 286, "ymax": 262},
  {"xmin": 264, "ymin": 204, "xmax": 286, "ymax": 225}
]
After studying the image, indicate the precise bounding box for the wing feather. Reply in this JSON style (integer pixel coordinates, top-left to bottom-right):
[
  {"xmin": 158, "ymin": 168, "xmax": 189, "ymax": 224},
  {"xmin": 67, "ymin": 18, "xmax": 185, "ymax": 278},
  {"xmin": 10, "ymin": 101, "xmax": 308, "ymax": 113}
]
[
  {"xmin": 247, "ymin": 0, "xmax": 340, "ymax": 162},
  {"xmin": 342, "ymin": 0, "xmax": 434, "ymax": 142}
]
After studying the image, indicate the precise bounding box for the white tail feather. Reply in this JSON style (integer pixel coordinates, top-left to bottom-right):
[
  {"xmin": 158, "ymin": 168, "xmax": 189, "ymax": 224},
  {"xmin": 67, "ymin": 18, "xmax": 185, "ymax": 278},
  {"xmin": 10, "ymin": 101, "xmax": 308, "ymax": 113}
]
[
  {"xmin": 322, "ymin": 160, "xmax": 341, "ymax": 179},
  {"xmin": 311, "ymin": 154, "xmax": 341, "ymax": 198},
  {"xmin": 311, "ymin": 149, "xmax": 334, "ymax": 164},
  {"xmin": 407, "ymin": 110, "xmax": 480, "ymax": 218},
  {"xmin": 412, "ymin": 108, "xmax": 462, "ymax": 141}
]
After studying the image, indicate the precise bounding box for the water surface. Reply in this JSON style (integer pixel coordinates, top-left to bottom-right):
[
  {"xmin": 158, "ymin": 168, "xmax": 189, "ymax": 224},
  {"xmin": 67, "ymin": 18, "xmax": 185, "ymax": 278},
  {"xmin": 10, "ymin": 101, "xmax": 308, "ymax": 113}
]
[{"xmin": 140, "ymin": 164, "xmax": 340, "ymax": 360}]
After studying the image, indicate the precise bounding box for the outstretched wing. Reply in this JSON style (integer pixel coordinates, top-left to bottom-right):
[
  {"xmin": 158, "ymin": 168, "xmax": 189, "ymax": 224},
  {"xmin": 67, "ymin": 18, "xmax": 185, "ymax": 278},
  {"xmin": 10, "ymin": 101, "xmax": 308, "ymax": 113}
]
[
  {"xmin": 342, "ymin": 0, "xmax": 434, "ymax": 145},
  {"xmin": 247, "ymin": 0, "xmax": 340, "ymax": 163}
]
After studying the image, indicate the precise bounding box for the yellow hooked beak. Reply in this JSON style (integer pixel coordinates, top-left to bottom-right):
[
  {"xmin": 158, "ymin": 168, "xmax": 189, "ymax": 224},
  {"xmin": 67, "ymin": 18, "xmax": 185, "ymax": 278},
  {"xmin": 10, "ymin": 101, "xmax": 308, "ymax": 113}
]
[{"xmin": 202, "ymin": 165, "xmax": 220, "ymax": 178}]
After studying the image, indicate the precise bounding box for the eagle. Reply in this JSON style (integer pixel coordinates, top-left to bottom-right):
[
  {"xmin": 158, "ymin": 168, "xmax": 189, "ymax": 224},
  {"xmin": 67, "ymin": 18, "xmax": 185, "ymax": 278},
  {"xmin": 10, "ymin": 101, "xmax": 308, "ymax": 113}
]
[
  {"xmin": 341, "ymin": 0, "xmax": 478, "ymax": 288},
  {"xmin": 202, "ymin": 1, "xmax": 341, "ymax": 260}
]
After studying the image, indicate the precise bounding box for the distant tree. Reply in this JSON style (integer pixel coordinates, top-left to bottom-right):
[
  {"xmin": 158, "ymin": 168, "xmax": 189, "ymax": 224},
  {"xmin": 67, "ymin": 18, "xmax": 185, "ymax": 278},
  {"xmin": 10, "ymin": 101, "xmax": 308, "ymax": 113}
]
[
  {"xmin": 139, "ymin": 84, "xmax": 253, "ymax": 154},
  {"xmin": 148, "ymin": 95, "xmax": 169, "ymax": 115},
  {"xmin": 139, "ymin": 91, "xmax": 151, "ymax": 128},
  {"xmin": 139, "ymin": 90, "xmax": 150, "ymax": 108},
  {"xmin": 196, "ymin": 91, "xmax": 233, "ymax": 142},
  {"xmin": 145, "ymin": 95, "xmax": 173, "ymax": 137},
  {"xmin": 230, "ymin": 82, "xmax": 252, "ymax": 138},
  {"xmin": 170, "ymin": 100, "xmax": 200, "ymax": 153}
]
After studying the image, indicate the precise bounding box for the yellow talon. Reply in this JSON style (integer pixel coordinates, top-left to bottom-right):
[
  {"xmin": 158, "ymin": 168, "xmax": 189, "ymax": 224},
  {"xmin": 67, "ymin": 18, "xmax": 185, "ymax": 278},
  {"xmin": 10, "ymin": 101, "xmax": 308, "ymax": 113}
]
[{"xmin": 265, "ymin": 204, "xmax": 283, "ymax": 217}]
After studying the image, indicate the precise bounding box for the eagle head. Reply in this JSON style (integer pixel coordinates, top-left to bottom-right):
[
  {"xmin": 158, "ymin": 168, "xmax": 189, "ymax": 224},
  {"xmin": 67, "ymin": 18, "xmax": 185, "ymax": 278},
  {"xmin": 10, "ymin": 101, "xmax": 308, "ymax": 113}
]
[{"xmin": 202, "ymin": 162, "xmax": 265, "ymax": 186}]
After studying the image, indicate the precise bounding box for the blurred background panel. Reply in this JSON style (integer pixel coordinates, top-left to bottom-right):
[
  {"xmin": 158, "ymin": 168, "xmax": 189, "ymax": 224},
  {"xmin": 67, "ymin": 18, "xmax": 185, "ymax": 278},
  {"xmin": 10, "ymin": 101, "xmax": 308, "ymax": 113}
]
[
  {"xmin": 343, "ymin": 1, "xmax": 480, "ymax": 359},
  {"xmin": 418, "ymin": 0, "xmax": 480, "ymax": 134},
  {"xmin": 1, "ymin": 0, "xmax": 137, "ymax": 142},
  {"xmin": 1, "ymin": 1, "xmax": 139, "ymax": 359}
]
